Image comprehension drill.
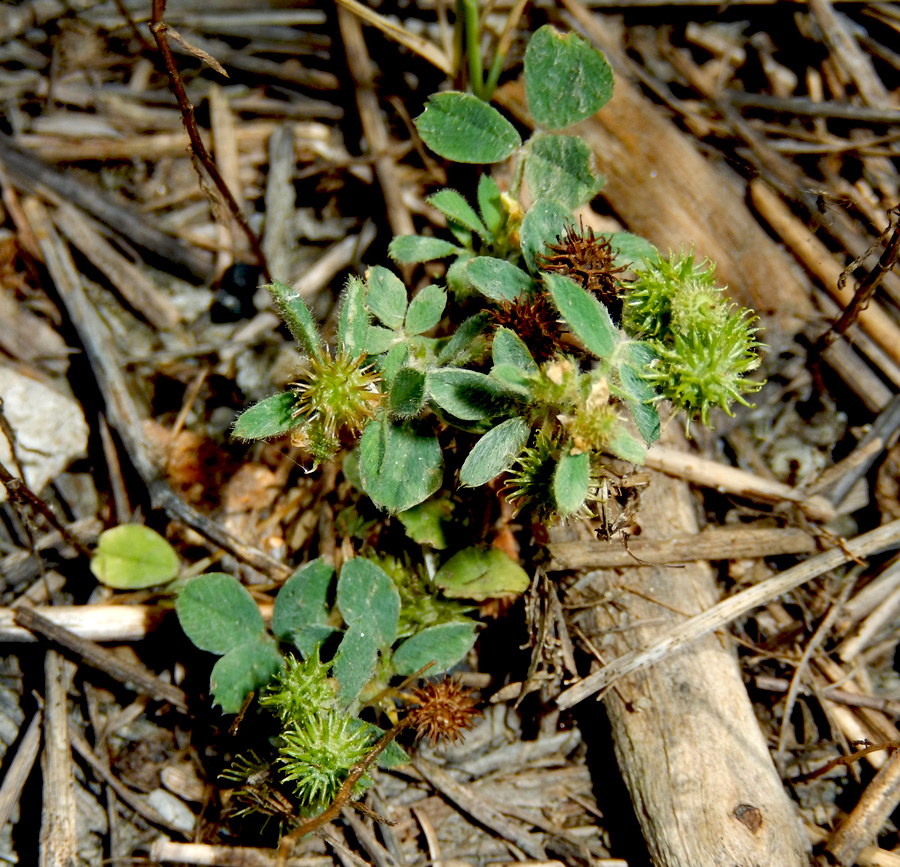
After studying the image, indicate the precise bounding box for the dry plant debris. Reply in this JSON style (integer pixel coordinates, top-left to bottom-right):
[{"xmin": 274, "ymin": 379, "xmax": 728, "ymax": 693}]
[{"xmin": 1, "ymin": 1, "xmax": 900, "ymax": 866}]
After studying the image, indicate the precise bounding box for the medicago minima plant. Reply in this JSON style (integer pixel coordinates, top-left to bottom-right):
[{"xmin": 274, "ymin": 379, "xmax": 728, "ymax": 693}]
[
  {"xmin": 170, "ymin": 21, "xmax": 763, "ymax": 834},
  {"xmin": 232, "ymin": 24, "xmax": 763, "ymax": 523}
]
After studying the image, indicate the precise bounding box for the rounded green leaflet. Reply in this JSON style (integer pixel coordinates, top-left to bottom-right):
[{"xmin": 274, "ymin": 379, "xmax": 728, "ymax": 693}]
[
  {"xmin": 492, "ymin": 328, "xmax": 538, "ymax": 373},
  {"xmin": 272, "ymin": 559, "xmax": 337, "ymax": 651},
  {"xmin": 176, "ymin": 573, "xmax": 267, "ymax": 655},
  {"xmin": 338, "ymin": 276, "xmax": 369, "ymax": 357},
  {"xmin": 388, "ymin": 235, "xmax": 460, "ymax": 265},
  {"xmin": 332, "ymin": 624, "xmax": 379, "ymax": 704},
  {"xmin": 524, "ymin": 25, "xmax": 614, "ymax": 130},
  {"xmin": 524, "ymin": 133, "xmax": 602, "ymax": 210},
  {"xmin": 520, "ymin": 198, "xmax": 571, "ymax": 274},
  {"xmin": 618, "ymin": 342, "xmax": 661, "ymax": 446},
  {"xmin": 336, "ymin": 557, "xmax": 400, "ymax": 646},
  {"xmin": 358, "ymin": 416, "xmax": 444, "ymax": 513},
  {"xmin": 553, "ymin": 448, "xmax": 590, "ymax": 516},
  {"xmin": 232, "ymin": 391, "xmax": 297, "ymax": 441},
  {"xmin": 477, "ymin": 174, "xmax": 502, "ymax": 236},
  {"xmin": 390, "ymin": 367, "xmax": 427, "ymax": 417},
  {"xmin": 366, "ymin": 266, "xmax": 407, "ymax": 330},
  {"xmin": 606, "ymin": 232, "xmax": 660, "ymax": 270},
  {"xmin": 427, "ymin": 189, "xmax": 487, "ymax": 236},
  {"xmin": 90, "ymin": 525, "xmax": 180, "ymax": 589},
  {"xmin": 405, "ymin": 284, "xmax": 446, "ymax": 335},
  {"xmin": 392, "ymin": 622, "xmax": 478, "ymax": 676},
  {"xmin": 460, "ymin": 417, "xmax": 530, "ymax": 487},
  {"xmin": 433, "ymin": 547, "xmax": 530, "ymax": 601},
  {"xmin": 427, "ymin": 369, "xmax": 517, "ymax": 421},
  {"xmin": 210, "ymin": 642, "xmax": 284, "ymax": 714},
  {"xmin": 545, "ymin": 272, "xmax": 618, "ymax": 359},
  {"xmin": 416, "ymin": 91, "xmax": 522, "ymax": 164},
  {"xmin": 464, "ymin": 257, "xmax": 533, "ymax": 302},
  {"xmin": 606, "ymin": 427, "xmax": 647, "ymax": 464},
  {"xmin": 396, "ymin": 499, "xmax": 451, "ymax": 549}
]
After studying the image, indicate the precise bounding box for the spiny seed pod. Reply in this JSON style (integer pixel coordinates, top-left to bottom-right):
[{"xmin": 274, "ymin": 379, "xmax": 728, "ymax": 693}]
[
  {"xmin": 278, "ymin": 711, "xmax": 373, "ymax": 809},
  {"xmin": 409, "ymin": 678, "xmax": 481, "ymax": 746},
  {"xmin": 641, "ymin": 312, "xmax": 763, "ymax": 428},
  {"xmin": 504, "ymin": 430, "xmax": 559, "ymax": 517},
  {"xmin": 621, "ymin": 250, "xmax": 708, "ymax": 339},
  {"xmin": 290, "ymin": 351, "xmax": 382, "ymax": 440},
  {"xmin": 491, "ymin": 291, "xmax": 562, "ymax": 363},
  {"xmin": 259, "ymin": 653, "xmax": 335, "ymax": 725},
  {"xmin": 535, "ymin": 221, "xmax": 627, "ymax": 308},
  {"xmin": 669, "ymin": 277, "xmax": 729, "ymax": 333}
]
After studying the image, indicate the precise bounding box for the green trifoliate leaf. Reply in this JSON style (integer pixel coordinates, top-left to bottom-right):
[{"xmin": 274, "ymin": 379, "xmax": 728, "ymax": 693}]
[
  {"xmin": 478, "ymin": 174, "xmax": 502, "ymax": 236},
  {"xmin": 433, "ymin": 547, "xmax": 529, "ymax": 601},
  {"xmin": 390, "ymin": 367, "xmax": 427, "ymax": 417},
  {"xmin": 464, "ymin": 257, "xmax": 534, "ymax": 302},
  {"xmin": 428, "ymin": 189, "xmax": 487, "ymax": 236},
  {"xmin": 520, "ymin": 198, "xmax": 571, "ymax": 274},
  {"xmin": 437, "ymin": 312, "xmax": 490, "ymax": 365},
  {"xmin": 176, "ymin": 573, "xmax": 266, "ymax": 655},
  {"xmin": 391, "ymin": 622, "xmax": 478, "ymax": 676},
  {"xmin": 416, "ymin": 91, "xmax": 521, "ymax": 163},
  {"xmin": 90, "ymin": 525, "xmax": 179, "ymax": 589},
  {"xmin": 492, "ymin": 328, "xmax": 538, "ymax": 373},
  {"xmin": 272, "ymin": 559, "xmax": 338, "ymax": 655},
  {"xmin": 211, "ymin": 641, "xmax": 283, "ymax": 714},
  {"xmin": 460, "ymin": 417, "xmax": 530, "ymax": 487},
  {"xmin": 389, "ymin": 235, "xmax": 461, "ymax": 265},
  {"xmin": 366, "ymin": 266, "xmax": 407, "ymax": 330},
  {"xmin": 358, "ymin": 417, "xmax": 444, "ymax": 513},
  {"xmin": 552, "ymin": 448, "xmax": 590, "ymax": 516},
  {"xmin": 427, "ymin": 369, "xmax": 517, "ymax": 421},
  {"xmin": 405, "ymin": 284, "xmax": 446, "ymax": 335},
  {"xmin": 232, "ymin": 392, "xmax": 297, "ymax": 441},
  {"xmin": 338, "ymin": 276, "xmax": 369, "ymax": 357},
  {"xmin": 337, "ymin": 557, "xmax": 400, "ymax": 646},
  {"xmin": 524, "ymin": 133, "xmax": 602, "ymax": 209},
  {"xmin": 332, "ymin": 624, "xmax": 379, "ymax": 705},
  {"xmin": 546, "ymin": 273, "xmax": 618, "ymax": 358},
  {"xmin": 268, "ymin": 281, "xmax": 322, "ymax": 360},
  {"xmin": 524, "ymin": 25, "xmax": 614, "ymax": 129}
]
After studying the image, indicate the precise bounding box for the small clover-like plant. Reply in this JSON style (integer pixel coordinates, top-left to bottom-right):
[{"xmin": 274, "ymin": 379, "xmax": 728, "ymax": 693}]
[
  {"xmin": 233, "ymin": 23, "xmax": 763, "ymax": 524},
  {"xmin": 176, "ymin": 556, "xmax": 481, "ymax": 819}
]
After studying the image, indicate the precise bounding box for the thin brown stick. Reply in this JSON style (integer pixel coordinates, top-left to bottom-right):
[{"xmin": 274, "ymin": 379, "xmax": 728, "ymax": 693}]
[
  {"xmin": 13, "ymin": 606, "xmax": 189, "ymax": 712},
  {"xmin": 791, "ymin": 742, "xmax": 899, "ymax": 784},
  {"xmin": 818, "ymin": 205, "xmax": 900, "ymax": 354},
  {"xmin": 827, "ymin": 747, "xmax": 900, "ymax": 865},
  {"xmin": 0, "ymin": 709, "xmax": 41, "ymax": 830},
  {"xmin": 149, "ymin": 0, "xmax": 270, "ymax": 282},
  {"xmin": 0, "ymin": 458, "xmax": 93, "ymax": 559}
]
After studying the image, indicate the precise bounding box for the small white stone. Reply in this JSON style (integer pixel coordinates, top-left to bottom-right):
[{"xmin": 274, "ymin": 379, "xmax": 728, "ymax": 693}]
[{"xmin": 0, "ymin": 368, "xmax": 89, "ymax": 502}]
